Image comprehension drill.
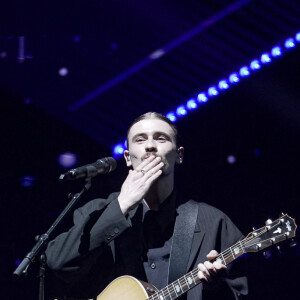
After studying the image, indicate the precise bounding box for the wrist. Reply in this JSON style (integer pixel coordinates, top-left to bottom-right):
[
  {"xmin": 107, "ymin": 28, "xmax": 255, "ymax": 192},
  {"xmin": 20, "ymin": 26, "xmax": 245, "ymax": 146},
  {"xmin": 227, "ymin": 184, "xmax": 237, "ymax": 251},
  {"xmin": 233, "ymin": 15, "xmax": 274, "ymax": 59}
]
[{"xmin": 117, "ymin": 196, "xmax": 129, "ymax": 215}]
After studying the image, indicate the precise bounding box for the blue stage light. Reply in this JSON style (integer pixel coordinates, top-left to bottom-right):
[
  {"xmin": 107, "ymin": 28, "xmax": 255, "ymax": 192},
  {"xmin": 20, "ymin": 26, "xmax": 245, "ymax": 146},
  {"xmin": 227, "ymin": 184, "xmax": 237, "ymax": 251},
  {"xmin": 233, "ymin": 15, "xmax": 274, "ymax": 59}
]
[
  {"xmin": 186, "ymin": 99, "xmax": 197, "ymax": 110},
  {"xmin": 208, "ymin": 86, "xmax": 219, "ymax": 97},
  {"xmin": 57, "ymin": 152, "xmax": 78, "ymax": 169},
  {"xmin": 176, "ymin": 105, "xmax": 187, "ymax": 116},
  {"xmin": 261, "ymin": 53, "xmax": 272, "ymax": 64},
  {"xmin": 110, "ymin": 31, "xmax": 300, "ymax": 158},
  {"xmin": 271, "ymin": 46, "xmax": 282, "ymax": 57},
  {"xmin": 284, "ymin": 38, "xmax": 296, "ymax": 49},
  {"xmin": 250, "ymin": 59, "xmax": 261, "ymax": 70},
  {"xmin": 20, "ymin": 175, "xmax": 36, "ymax": 188},
  {"xmin": 197, "ymin": 92, "xmax": 208, "ymax": 102},
  {"xmin": 239, "ymin": 66, "xmax": 250, "ymax": 77},
  {"xmin": 113, "ymin": 144, "xmax": 125, "ymax": 155},
  {"xmin": 166, "ymin": 112, "xmax": 177, "ymax": 122},
  {"xmin": 218, "ymin": 79, "xmax": 229, "ymax": 90},
  {"xmin": 228, "ymin": 73, "xmax": 240, "ymax": 84}
]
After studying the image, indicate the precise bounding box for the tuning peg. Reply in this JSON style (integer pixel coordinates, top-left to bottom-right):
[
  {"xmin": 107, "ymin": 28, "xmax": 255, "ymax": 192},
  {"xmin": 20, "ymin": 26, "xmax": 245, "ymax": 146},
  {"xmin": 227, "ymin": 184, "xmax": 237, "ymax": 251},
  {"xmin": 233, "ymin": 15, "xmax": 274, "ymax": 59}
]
[
  {"xmin": 252, "ymin": 227, "xmax": 257, "ymax": 231},
  {"xmin": 265, "ymin": 219, "xmax": 272, "ymax": 225},
  {"xmin": 280, "ymin": 212, "xmax": 286, "ymax": 216},
  {"xmin": 277, "ymin": 245, "xmax": 282, "ymax": 254}
]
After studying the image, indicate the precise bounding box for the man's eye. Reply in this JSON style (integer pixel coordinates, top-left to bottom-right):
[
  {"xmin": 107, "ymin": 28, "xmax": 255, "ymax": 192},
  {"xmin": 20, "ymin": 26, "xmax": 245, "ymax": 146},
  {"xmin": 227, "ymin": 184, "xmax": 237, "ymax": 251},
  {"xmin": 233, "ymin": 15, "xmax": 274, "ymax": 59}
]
[
  {"xmin": 136, "ymin": 137, "xmax": 145, "ymax": 142},
  {"xmin": 158, "ymin": 136, "xmax": 167, "ymax": 141}
]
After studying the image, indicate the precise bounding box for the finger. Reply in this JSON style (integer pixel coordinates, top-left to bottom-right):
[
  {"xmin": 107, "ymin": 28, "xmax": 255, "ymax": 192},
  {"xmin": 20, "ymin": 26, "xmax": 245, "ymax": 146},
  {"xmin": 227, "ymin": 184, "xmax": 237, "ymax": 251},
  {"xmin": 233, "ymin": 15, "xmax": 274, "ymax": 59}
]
[
  {"xmin": 198, "ymin": 263, "xmax": 210, "ymax": 278},
  {"xmin": 197, "ymin": 271, "xmax": 208, "ymax": 282},
  {"xmin": 140, "ymin": 156, "xmax": 162, "ymax": 173},
  {"xmin": 143, "ymin": 165, "xmax": 164, "ymax": 188},
  {"xmin": 212, "ymin": 262, "xmax": 227, "ymax": 280},
  {"xmin": 135, "ymin": 155, "xmax": 156, "ymax": 172},
  {"xmin": 204, "ymin": 261, "xmax": 216, "ymax": 274},
  {"xmin": 143, "ymin": 156, "xmax": 161, "ymax": 172},
  {"xmin": 133, "ymin": 157, "xmax": 157, "ymax": 178},
  {"xmin": 145, "ymin": 169, "xmax": 162, "ymax": 185},
  {"xmin": 143, "ymin": 161, "xmax": 164, "ymax": 179},
  {"xmin": 135, "ymin": 156, "xmax": 162, "ymax": 175},
  {"xmin": 213, "ymin": 260, "xmax": 227, "ymax": 271},
  {"xmin": 206, "ymin": 250, "xmax": 219, "ymax": 260},
  {"xmin": 134, "ymin": 159, "xmax": 163, "ymax": 182},
  {"xmin": 127, "ymin": 168, "xmax": 143, "ymax": 180}
]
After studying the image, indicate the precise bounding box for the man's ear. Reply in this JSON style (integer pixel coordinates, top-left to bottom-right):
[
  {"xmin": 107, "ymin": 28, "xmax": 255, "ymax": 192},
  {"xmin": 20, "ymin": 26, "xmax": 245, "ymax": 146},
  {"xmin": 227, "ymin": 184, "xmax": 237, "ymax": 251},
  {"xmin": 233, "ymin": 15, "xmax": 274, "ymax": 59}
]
[
  {"xmin": 124, "ymin": 150, "xmax": 132, "ymax": 167},
  {"xmin": 176, "ymin": 147, "xmax": 184, "ymax": 164}
]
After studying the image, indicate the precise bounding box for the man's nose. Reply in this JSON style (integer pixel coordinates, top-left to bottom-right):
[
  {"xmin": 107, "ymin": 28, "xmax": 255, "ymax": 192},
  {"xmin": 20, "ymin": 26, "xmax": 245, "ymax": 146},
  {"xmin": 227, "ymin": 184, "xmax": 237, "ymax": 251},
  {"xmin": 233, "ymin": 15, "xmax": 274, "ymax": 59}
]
[{"xmin": 145, "ymin": 139, "xmax": 157, "ymax": 152}]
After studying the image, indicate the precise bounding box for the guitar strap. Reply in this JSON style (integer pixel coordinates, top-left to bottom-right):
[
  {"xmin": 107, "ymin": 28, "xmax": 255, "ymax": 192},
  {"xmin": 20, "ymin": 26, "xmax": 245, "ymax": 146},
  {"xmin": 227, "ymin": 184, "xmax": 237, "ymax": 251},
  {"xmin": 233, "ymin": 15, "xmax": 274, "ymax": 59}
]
[{"xmin": 168, "ymin": 200, "xmax": 199, "ymax": 284}]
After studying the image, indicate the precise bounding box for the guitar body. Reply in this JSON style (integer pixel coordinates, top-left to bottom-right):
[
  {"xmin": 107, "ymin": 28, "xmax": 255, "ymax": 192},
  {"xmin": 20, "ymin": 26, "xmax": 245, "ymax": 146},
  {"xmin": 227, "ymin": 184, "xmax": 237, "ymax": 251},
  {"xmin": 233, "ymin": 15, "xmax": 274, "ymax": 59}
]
[{"xmin": 96, "ymin": 276, "xmax": 157, "ymax": 300}]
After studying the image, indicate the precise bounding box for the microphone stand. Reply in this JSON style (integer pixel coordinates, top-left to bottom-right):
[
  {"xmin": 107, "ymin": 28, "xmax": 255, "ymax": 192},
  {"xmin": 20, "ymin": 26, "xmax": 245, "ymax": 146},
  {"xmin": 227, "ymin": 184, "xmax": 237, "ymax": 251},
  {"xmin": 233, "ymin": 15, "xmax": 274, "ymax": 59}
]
[{"xmin": 13, "ymin": 178, "xmax": 92, "ymax": 300}]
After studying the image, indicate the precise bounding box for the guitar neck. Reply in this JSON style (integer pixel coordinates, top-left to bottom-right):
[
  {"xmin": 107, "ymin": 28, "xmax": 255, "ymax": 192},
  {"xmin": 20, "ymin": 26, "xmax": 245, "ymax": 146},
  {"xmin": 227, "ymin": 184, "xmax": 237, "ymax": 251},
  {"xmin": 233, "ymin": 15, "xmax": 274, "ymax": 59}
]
[{"xmin": 148, "ymin": 240, "xmax": 245, "ymax": 300}]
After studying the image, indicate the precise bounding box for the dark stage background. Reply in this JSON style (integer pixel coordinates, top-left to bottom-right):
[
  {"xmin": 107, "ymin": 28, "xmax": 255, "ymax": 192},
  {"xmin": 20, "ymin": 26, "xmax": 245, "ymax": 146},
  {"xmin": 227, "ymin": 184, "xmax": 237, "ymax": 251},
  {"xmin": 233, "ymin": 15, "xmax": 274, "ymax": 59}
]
[{"xmin": 1, "ymin": 1, "xmax": 300, "ymax": 299}]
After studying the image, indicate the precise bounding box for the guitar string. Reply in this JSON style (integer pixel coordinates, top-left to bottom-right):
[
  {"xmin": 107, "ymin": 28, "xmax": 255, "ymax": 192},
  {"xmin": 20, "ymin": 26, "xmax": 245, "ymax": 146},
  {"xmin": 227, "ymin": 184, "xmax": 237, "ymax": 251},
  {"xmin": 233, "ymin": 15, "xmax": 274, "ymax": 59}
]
[{"xmin": 148, "ymin": 219, "xmax": 287, "ymax": 300}]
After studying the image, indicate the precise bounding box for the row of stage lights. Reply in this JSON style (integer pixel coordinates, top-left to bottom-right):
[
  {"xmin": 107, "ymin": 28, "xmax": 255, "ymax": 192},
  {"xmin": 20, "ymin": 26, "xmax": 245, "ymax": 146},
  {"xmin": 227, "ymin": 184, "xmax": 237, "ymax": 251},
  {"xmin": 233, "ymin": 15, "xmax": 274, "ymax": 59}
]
[{"xmin": 113, "ymin": 31, "xmax": 300, "ymax": 157}]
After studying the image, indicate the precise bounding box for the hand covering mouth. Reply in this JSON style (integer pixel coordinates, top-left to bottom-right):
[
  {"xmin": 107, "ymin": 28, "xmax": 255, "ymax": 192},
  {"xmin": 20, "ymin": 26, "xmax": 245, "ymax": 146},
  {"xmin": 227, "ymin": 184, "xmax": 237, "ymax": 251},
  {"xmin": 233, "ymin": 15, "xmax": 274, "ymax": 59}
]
[{"xmin": 142, "ymin": 153, "xmax": 158, "ymax": 160}]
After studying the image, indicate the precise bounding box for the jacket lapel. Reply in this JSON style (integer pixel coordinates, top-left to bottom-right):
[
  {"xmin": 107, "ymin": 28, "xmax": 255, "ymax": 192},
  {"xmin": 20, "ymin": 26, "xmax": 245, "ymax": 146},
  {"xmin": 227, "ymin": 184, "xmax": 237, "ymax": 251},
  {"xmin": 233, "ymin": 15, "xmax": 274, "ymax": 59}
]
[
  {"xmin": 187, "ymin": 225, "xmax": 205, "ymax": 271},
  {"xmin": 168, "ymin": 200, "xmax": 205, "ymax": 283}
]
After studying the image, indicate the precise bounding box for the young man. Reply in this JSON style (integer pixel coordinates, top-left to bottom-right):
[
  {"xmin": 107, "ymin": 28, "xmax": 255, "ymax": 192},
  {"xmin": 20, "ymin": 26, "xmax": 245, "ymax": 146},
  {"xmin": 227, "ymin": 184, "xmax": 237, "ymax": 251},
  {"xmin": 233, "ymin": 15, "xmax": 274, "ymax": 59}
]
[{"xmin": 46, "ymin": 112, "xmax": 248, "ymax": 300}]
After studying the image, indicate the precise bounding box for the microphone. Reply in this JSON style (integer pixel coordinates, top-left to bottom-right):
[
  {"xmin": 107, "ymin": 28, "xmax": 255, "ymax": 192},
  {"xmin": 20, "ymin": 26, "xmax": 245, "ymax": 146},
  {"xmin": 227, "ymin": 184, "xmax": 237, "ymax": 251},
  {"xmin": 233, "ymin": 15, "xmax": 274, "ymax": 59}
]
[{"xmin": 59, "ymin": 157, "xmax": 117, "ymax": 182}]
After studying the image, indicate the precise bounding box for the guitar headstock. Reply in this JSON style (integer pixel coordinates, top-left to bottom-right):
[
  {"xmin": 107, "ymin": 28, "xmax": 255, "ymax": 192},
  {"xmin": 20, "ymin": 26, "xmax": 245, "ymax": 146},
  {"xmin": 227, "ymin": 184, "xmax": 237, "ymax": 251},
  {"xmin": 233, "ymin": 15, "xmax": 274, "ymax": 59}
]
[{"xmin": 243, "ymin": 214, "xmax": 297, "ymax": 253}]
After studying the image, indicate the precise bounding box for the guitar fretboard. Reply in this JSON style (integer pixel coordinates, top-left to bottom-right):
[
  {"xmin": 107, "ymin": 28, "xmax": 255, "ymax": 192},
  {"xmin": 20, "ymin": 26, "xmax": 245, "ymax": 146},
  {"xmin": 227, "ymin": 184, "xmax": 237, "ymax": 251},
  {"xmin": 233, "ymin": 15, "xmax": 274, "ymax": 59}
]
[{"xmin": 148, "ymin": 240, "xmax": 246, "ymax": 300}]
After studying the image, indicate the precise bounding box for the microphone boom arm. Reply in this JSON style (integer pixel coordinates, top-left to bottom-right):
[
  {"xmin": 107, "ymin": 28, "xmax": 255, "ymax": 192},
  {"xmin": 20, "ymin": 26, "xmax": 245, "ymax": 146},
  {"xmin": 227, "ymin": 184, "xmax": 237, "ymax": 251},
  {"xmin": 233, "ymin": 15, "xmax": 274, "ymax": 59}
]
[{"xmin": 13, "ymin": 179, "xmax": 92, "ymax": 277}]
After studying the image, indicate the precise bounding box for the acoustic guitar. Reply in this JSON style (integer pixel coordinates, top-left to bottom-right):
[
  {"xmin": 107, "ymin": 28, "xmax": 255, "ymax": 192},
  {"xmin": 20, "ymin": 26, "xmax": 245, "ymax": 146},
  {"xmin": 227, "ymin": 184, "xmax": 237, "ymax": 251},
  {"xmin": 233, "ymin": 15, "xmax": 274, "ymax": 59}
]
[{"xmin": 96, "ymin": 214, "xmax": 297, "ymax": 300}]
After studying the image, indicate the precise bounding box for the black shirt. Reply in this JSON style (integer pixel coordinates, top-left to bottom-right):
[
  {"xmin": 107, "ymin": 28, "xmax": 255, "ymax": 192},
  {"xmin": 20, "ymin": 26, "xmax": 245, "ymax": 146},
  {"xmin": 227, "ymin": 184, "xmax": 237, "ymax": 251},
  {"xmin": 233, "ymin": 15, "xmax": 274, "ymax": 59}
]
[{"xmin": 142, "ymin": 190, "xmax": 177, "ymax": 289}]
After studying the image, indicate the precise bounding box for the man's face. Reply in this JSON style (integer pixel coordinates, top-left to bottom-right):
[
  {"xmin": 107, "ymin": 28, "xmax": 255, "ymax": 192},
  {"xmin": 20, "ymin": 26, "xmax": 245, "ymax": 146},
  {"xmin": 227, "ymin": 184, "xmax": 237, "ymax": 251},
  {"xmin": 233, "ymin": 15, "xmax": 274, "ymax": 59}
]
[{"xmin": 124, "ymin": 118, "xmax": 183, "ymax": 175}]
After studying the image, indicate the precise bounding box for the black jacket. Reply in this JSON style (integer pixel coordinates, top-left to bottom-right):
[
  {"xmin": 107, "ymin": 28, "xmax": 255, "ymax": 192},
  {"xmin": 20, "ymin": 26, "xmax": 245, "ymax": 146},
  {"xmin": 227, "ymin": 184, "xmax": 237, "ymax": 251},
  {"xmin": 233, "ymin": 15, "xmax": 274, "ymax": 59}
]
[{"xmin": 45, "ymin": 192, "xmax": 248, "ymax": 300}]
